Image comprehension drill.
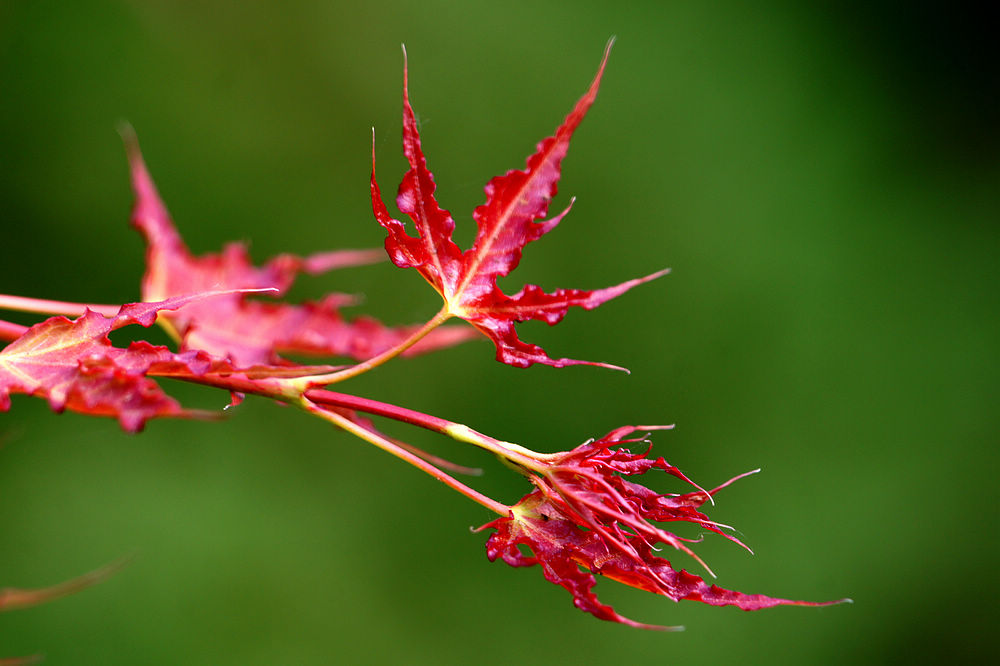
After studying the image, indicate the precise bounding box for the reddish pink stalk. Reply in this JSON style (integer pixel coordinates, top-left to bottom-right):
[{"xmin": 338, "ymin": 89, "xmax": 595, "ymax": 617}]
[
  {"xmin": 0, "ymin": 319, "xmax": 28, "ymax": 342},
  {"xmin": 301, "ymin": 398, "xmax": 508, "ymax": 515},
  {"xmin": 0, "ymin": 294, "xmax": 121, "ymax": 318}
]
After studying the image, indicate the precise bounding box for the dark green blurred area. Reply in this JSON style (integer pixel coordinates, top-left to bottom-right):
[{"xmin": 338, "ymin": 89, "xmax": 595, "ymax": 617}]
[{"xmin": 1, "ymin": 1, "xmax": 997, "ymax": 663}]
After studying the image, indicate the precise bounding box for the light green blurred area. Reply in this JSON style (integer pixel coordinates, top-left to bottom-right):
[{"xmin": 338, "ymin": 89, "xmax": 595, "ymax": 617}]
[{"xmin": 1, "ymin": 1, "xmax": 997, "ymax": 663}]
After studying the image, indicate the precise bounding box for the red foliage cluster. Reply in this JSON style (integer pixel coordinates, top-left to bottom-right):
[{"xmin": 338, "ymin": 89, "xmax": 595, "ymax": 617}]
[{"xmin": 0, "ymin": 41, "xmax": 845, "ymax": 642}]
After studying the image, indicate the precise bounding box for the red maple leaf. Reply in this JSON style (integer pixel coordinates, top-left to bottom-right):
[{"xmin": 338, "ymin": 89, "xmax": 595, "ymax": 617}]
[
  {"xmin": 0, "ymin": 293, "xmax": 313, "ymax": 431},
  {"xmin": 371, "ymin": 41, "xmax": 667, "ymax": 370},
  {"xmin": 481, "ymin": 426, "xmax": 849, "ymax": 628},
  {"xmin": 125, "ymin": 132, "xmax": 475, "ymax": 367}
]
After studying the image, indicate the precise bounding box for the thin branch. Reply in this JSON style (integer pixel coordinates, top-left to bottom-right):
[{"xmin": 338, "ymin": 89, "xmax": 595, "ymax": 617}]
[
  {"xmin": 289, "ymin": 306, "xmax": 452, "ymax": 388},
  {"xmin": 0, "ymin": 294, "xmax": 120, "ymax": 318},
  {"xmin": 0, "ymin": 319, "xmax": 28, "ymax": 342},
  {"xmin": 304, "ymin": 388, "xmax": 546, "ymax": 469},
  {"xmin": 301, "ymin": 397, "xmax": 508, "ymax": 516}
]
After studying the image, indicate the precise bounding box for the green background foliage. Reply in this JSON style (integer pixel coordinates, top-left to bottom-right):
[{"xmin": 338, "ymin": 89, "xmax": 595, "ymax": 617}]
[{"xmin": 1, "ymin": 1, "xmax": 996, "ymax": 663}]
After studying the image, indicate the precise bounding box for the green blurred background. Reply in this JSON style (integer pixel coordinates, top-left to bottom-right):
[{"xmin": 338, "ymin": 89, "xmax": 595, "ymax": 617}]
[{"xmin": 1, "ymin": 1, "xmax": 997, "ymax": 663}]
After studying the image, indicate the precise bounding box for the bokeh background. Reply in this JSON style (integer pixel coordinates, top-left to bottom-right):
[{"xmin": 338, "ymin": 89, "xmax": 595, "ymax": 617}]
[{"xmin": 1, "ymin": 1, "xmax": 997, "ymax": 664}]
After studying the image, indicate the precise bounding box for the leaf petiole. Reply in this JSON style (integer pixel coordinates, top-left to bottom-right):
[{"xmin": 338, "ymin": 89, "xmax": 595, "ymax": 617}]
[
  {"xmin": 288, "ymin": 306, "xmax": 453, "ymax": 388},
  {"xmin": 0, "ymin": 319, "xmax": 28, "ymax": 342},
  {"xmin": 299, "ymin": 396, "xmax": 508, "ymax": 516},
  {"xmin": 0, "ymin": 294, "xmax": 121, "ymax": 319},
  {"xmin": 303, "ymin": 388, "xmax": 554, "ymax": 472}
]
